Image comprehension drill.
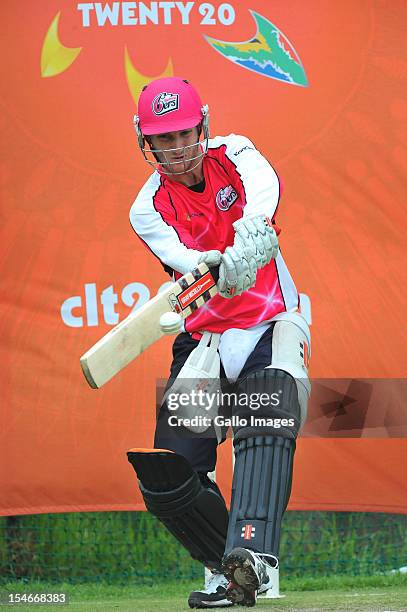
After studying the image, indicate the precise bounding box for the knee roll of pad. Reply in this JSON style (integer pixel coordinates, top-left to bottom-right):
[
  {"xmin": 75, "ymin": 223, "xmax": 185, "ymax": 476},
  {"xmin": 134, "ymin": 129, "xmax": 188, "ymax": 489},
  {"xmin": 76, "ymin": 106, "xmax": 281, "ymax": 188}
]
[
  {"xmin": 268, "ymin": 314, "xmax": 311, "ymax": 430},
  {"xmin": 233, "ymin": 369, "xmax": 301, "ymax": 440},
  {"xmin": 225, "ymin": 436, "xmax": 295, "ymax": 557},
  {"xmin": 127, "ymin": 449, "xmax": 228, "ymax": 570}
]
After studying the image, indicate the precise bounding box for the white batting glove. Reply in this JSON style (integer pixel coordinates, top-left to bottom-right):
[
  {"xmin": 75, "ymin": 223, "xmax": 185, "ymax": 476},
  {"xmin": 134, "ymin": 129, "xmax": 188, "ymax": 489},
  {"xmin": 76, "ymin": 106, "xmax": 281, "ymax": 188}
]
[
  {"xmin": 198, "ymin": 249, "xmax": 222, "ymax": 268},
  {"xmin": 233, "ymin": 214, "xmax": 279, "ymax": 269},
  {"xmin": 218, "ymin": 243, "xmax": 257, "ymax": 299}
]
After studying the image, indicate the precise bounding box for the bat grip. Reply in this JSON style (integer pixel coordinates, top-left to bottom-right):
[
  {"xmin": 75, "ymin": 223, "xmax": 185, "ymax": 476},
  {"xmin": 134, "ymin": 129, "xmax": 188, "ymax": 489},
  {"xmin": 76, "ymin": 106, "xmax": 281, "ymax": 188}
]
[{"xmin": 209, "ymin": 264, "xmax": 220, "ymax": 283}]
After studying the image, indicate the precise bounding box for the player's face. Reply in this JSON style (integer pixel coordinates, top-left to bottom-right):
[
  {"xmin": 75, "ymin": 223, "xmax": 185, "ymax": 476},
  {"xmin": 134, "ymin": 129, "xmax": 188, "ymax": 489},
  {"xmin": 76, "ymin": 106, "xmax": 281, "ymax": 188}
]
[{"xmin": 147, "ymin": 127, "xmax": 202, "ymax": 175}]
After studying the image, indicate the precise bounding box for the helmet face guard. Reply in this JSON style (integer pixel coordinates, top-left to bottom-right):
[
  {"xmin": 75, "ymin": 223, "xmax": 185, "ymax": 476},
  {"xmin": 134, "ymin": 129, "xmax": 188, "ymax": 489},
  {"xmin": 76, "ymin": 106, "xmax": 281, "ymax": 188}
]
[
  {"xmin": 134, "ymin": 107, "xmax": 209, "ymax": 175},
  {"xmin": 134, "ymin": 77, "xmax": 210, "ymax": 175}
]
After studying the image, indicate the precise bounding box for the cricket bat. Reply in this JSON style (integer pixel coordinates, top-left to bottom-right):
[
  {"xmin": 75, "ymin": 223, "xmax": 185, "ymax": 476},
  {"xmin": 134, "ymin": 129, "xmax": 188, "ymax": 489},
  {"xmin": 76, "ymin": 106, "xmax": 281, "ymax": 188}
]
[{"xmin": 80, "ymin": 263, "xmax": 219, "ymax": 389}]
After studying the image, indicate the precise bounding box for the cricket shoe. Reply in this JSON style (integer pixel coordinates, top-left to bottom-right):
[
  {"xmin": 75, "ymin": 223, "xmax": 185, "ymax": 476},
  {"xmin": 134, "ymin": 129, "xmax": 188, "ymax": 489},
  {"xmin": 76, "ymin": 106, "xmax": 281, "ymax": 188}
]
[
  {"xmin": 188, "ymin": 570, "xmax": 234, "ymax": 608},
  {"xmin": 222, "ymin": 548, "xmax": 277, "ymax": 607}
]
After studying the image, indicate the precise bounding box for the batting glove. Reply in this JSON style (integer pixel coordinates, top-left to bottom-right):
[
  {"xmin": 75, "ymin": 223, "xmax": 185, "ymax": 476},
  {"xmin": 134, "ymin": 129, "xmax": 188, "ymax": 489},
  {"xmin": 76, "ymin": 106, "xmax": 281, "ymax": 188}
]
[
  {"xmin": 198, "ymin": 249, "xmax": 222, "ymax": 268},
  {"xmin": 218, "ymin": 243, "xmax": 257, "ymax": 299},
  {"xmin": 233, "ymin": 214, "xmax": 279, "ymax": 269}
]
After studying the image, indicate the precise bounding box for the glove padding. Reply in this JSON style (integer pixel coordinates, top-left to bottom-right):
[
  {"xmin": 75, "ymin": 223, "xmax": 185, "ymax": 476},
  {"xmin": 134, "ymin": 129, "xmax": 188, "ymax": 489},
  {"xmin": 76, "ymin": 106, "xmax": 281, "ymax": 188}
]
[
  {"xmin": 218, "ymin": 243, "xmax": 257, "ymax": 299},
  {"xmin": 233, "ymin": 214, "xmax": 279, "ymax": 268}
]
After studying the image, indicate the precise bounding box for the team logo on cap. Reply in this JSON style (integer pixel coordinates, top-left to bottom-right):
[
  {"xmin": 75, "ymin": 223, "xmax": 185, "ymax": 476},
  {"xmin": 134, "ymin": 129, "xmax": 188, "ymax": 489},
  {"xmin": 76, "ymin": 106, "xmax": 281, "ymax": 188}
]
[
  {"xmin": 152, "ymin": 92, "xmax": 179, "ymax": 116},
  {"xmin": 216, "ymin": 185, "xmax": 238, "ymax": 211}
]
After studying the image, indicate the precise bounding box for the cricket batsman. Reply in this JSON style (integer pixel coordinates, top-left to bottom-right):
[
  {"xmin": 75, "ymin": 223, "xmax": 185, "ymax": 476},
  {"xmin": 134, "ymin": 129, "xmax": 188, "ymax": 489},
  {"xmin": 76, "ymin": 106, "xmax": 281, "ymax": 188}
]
[{"xmin": 126, "ymin": 77, "xmax": 311, "ymax": 607}]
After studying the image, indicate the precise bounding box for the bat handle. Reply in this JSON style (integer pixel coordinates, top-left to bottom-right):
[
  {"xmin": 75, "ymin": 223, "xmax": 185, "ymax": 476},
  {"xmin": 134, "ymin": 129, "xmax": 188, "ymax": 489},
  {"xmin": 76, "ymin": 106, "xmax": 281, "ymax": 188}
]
[{"xmin": 209, "ymin": 264, "xmax": 220, "ymax": 283}]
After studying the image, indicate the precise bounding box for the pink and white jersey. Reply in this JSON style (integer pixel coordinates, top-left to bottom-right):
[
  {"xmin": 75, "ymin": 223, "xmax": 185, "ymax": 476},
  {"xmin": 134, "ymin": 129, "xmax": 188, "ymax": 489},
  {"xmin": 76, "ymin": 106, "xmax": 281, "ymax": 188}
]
[{"xmin": 129, "ymin": 134, "xmax": 299, "ymax": 333}]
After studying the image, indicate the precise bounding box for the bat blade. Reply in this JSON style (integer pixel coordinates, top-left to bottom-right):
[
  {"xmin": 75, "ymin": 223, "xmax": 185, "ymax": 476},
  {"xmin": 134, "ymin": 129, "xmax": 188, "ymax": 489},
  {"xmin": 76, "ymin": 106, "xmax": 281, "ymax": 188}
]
[{"xmin": 80, "ymin": 263, "xmax": 218, "ymax": 388}]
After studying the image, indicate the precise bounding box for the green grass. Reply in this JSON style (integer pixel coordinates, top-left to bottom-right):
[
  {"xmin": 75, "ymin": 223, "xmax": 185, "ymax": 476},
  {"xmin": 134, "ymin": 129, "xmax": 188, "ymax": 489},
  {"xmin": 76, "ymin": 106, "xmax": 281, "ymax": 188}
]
[
  {"xmin": 1, "ymin": 512, "xmax": 406, "ymax": 583},
  {"xmin": 1, "ymin": 575, "xmax": 406, "ymax": 611}
]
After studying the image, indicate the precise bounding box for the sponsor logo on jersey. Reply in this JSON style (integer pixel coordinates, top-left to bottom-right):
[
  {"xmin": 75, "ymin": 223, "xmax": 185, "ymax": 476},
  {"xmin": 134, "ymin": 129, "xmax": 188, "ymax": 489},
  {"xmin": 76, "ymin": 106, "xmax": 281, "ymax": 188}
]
[
  {"xmin": 186, "ymin": 212, "xmax": 205, "ymax": 221},
  {"xmin": 152, "ymin": 92, "xmax": 179, "ymax": 116},
  {"xmin": 216, "ymin": 185, "xmax": 238, "ymax": 211},
  {"xmin": 233, "ymin": 145, "xmax": 254, "ymax": 156},
  {"xmin": 241, "ymin": 524, "xmax": 256, "ymax": 540}
]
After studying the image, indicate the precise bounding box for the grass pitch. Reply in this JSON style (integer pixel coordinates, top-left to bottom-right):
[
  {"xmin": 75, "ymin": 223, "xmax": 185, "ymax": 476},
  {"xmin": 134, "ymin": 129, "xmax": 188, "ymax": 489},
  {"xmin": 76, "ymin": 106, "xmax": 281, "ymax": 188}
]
[{"xmin": 0, "ymin": 574, "xmax": 406, "ymax": 611}]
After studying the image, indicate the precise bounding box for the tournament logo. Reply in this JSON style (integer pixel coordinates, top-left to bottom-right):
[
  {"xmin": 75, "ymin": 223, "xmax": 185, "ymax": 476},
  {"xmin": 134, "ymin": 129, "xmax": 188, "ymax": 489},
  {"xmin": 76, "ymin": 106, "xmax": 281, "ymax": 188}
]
[
  {"xmin": 216, "ymin": 185, "xmax": 238, "ymax": 211},
  {"xmin": 152, "ymin": 92, "xmax": 179, "ymax": 116},
  {"xmin": 206, "ymin": 11, "xmax": 308, "ymax": 87},
  {"xmin": 40, "ymin": 9, "xmax": 308, "ymax": 101}
]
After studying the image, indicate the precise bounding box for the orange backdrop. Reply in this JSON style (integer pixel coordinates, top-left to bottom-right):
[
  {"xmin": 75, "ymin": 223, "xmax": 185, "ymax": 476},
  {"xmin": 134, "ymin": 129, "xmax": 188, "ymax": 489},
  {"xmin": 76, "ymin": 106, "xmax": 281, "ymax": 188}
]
[{"xmin": 1, "ymin": 0, "xmax": 406, "ymax": 516}]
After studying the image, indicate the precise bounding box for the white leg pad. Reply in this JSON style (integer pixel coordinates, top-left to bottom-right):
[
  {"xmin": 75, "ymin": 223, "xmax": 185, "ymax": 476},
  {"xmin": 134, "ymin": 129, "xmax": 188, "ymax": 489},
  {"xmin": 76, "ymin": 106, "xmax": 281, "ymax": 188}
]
[{"xmin": 266, "ymin": 312, "xmax": 311, "ymax": 429}]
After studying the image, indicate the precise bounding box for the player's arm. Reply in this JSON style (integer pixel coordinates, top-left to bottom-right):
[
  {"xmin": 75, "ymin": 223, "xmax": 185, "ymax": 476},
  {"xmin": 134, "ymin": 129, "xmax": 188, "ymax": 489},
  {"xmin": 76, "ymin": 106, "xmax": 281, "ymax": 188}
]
[
  {"xmin": 130, "ymin": 172, "xmax": 258, "ymax": 301},
  {"xmin": 221, "ymin": 133, "xmax": 281, "ymax": 220},
  {"xmin": 130, "ymin": 176, "xmax": 228, "ymax": 296},
  {"xmin": 129, "ymin": 175, "xmax": 204, "ymax": 275},
  {"xmin": 213, "ymin": 135, "xmax": 281, "ymax": 297},
  {"xmin": 224, "ymin": 135, "xmax": 280, "ymax": 260}
]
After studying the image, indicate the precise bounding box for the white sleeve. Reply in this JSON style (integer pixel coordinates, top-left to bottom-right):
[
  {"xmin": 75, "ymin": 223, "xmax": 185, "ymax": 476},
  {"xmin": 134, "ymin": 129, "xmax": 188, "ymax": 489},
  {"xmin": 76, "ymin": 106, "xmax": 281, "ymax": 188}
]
[
  {"xmin": 129, "ymin": 173, "xmax": 202, "ymax": 275},
  {"xmin": 221, "ymin": 134, "xmax": 280, "ymax": 219}
]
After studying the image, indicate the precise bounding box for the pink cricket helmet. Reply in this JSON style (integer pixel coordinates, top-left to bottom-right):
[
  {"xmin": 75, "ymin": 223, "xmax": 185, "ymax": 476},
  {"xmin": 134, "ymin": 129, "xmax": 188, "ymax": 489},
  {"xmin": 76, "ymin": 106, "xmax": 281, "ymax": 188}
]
[{"xmin": 137, "ymin": 77, "xmax": 205, "ymax": 135}]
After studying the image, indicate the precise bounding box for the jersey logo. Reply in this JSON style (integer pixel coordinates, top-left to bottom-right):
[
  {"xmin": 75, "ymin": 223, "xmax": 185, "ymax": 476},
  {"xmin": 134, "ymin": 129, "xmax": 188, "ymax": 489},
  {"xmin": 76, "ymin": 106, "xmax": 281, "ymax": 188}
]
[
  {"xmin": 216, "ymin": 185, "xmax": 238, "ymax": 211},
  {"xmin": 152, "ymin": 92, "xmax": 179, "ymax": 116},
  {"xmin": 233, "ymin": 145, "xmax": 254, "ymax": 156}
]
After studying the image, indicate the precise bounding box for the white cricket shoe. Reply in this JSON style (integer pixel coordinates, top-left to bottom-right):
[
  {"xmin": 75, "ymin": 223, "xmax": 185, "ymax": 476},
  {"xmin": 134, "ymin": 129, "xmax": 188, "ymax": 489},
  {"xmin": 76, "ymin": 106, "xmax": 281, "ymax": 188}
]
[
  {"xmin": 188, "ymin": 570, "xmax": 234, "ymax": 608},
  {"xmin": 222, "ymin": 548, "xmax": 277, "ymax": 607}
]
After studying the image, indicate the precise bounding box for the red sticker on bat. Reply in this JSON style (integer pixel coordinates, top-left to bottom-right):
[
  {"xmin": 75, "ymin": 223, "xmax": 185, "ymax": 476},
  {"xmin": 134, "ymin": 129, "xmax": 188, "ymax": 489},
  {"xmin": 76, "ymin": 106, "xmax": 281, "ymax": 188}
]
[{"xmin": 177, "ymin": 272, "xmax": 216, "ymax": 309}]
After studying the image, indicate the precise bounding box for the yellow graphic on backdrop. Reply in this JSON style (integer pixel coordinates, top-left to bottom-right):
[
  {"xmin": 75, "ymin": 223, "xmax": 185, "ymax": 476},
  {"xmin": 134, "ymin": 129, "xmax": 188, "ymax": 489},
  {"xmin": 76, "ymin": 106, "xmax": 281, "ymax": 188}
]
[
  {"xmin": 41, "ymin": 12, "xmax": 82, "ymax": 77},
  {"xmin": 124, "ymin": 47, "xmax": 174, "ymax": 105}
]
